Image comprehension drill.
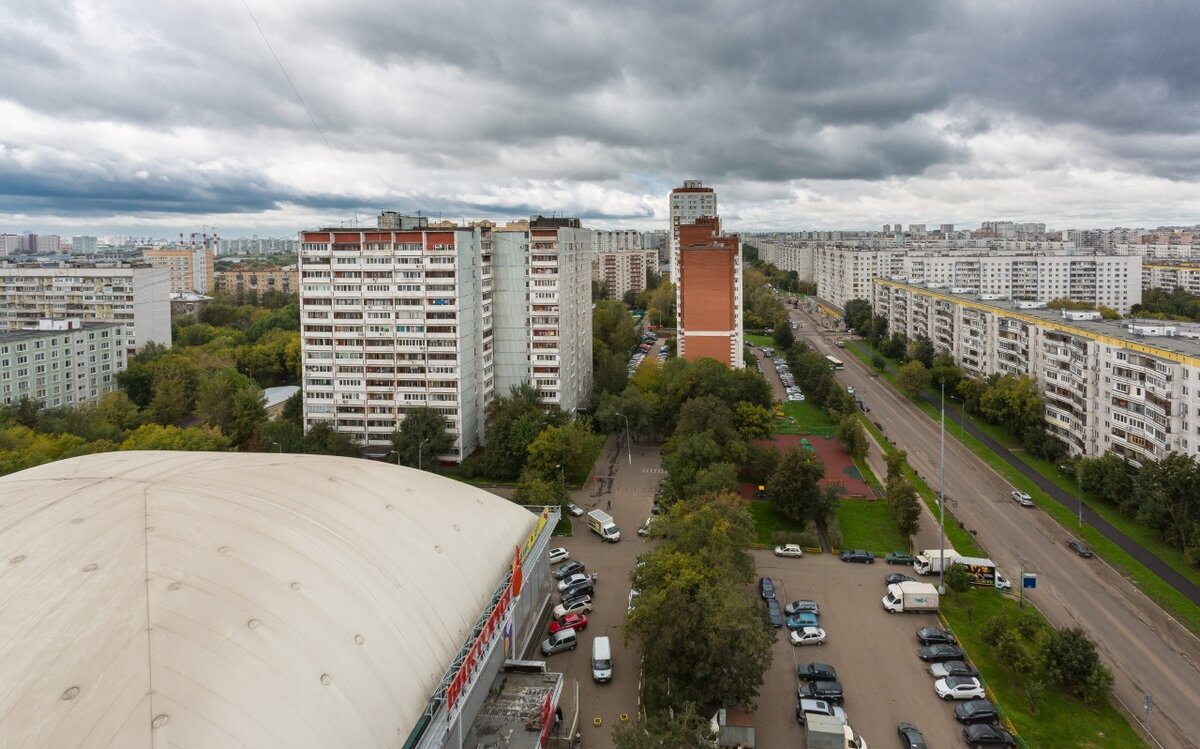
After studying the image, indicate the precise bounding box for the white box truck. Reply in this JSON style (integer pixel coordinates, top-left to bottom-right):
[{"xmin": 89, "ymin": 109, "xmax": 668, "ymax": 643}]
[
  {"xmin": 883, "ymin": 581, "xmax": 940, "ymax": 613},
  {"xmin": 956, "ymin": 556, "xmax": 999, "ymax": 587},
  {"xmin": 587, "ymin": 509, "xmax": 621, "ymax": 542},
  {"xmin": 913, "ymin": 548, "xmax": 959, "ymax": 575},
  {"xmin": 804, "ymin": 713, "xmax": 865, "ymax": 749}
]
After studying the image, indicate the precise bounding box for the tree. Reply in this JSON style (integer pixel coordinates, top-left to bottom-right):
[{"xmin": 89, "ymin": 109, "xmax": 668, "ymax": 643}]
[
  {"xmin": 145, "ymin": 355, "xmax": 201, "ymax": 425},
  {"xmin": 896, "ymin": 360, "xmax": 931, "ymax": 399},
  {"xmin": 885, "ymin": 449, "xmax": 908, "ymax": 486},
  {"xmin": 980, "ymin": 374, "xmax": 1044, "ymax": 439},
  {"xmin": 526, "ymin": 420, "xmax": 597, "ymax": 485},
  {"xmin": 871, "ymin": 353, "xmax": 887, "ymax": 371},
  {"xmin": 655, "ymin": 492, "xmax": 757, "ymax": 583},
  {"xmin": 881, "ymin": 332, "xmax": 908, "ymax": 360},
  {"xmin": 1078, "ymin": 451, "xmax": 1134, "ymax": 509},
  {"xmin": 943, "ymin": 562, "xmax": 972, "ymax": 593},
  {"xmin": 907, "ymin": 336, "xmax": 935, "ymax": 368},
  {"xmin": 392, "ymin": 406, "xmax": 455, "ymax": 470},
  {"xmin": 511, "ymin": 472, "xmax": 567, "ymax": 506},
  {"xmin": 955, "ymin": 377, "xmax": 988, "ymax": 415},
  {"xmin": 482, "ymin": 384, "xmax": 566, "ymax": 480},
  {"xmin": 843, "ymin": 299, "xmax": 873, "ymax": 334},
  {"xmin": 734, "ymin": 402, "xmax": 774, "ymax": 441},
  {"xmin": 94, "ymin": 391, "xmax": 141, "ymax": 432},
  {"xmin": 1038, "ymin": 627, "xmax": 1114, "ymax": 702},
  {"xmin": 612, "ymin": 704, "xmax": 716, "ymax": 749},
  {"xmin": 661, "ymin": 431, "xmax": 726, "ymax": 502},
  {"xmin": 119, "ymin": 424, "xmax": 231, "ymax": 451},
  {"xmin": 766, "ymin": 446, "xmax": 826, "ymax": 526},
  {"xmin": 302, "ymin": 422, "xmax": 362, "ymax": 456},
  {"xmin": 773, "ymin": 321, "xmax": 794, "ymax": 351},
  {"xmin": 836, "ymin": 415, "xmax": 868, "ymax": 460},
  {"xmin": 1132, "ymin": 452, "xmax": 1200, "ymax": 558},
  {"xmin": 888, "ymin": 477, "xmax": 922, "ymax": 538},
  {"xmin": 196, "ymin": 367, "xmax": 265, "ymax": 446},
  {"xmin": 929, "ymin": 350, "xmax": 963, "ymax": 393}
]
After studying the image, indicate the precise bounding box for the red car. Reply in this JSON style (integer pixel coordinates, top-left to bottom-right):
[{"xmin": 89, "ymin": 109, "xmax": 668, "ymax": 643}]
[{"xmin": 549, "ymin": 613, "xmax": 588, "ymax": 634}]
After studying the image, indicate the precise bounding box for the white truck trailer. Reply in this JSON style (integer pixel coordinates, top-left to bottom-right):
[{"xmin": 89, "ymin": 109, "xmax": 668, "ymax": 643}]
[
  {"xmin": 883, "ymin": 581, "xmax": 940, "ymax": 613},
  {"xmin": 587, "ymin": 509, "xmax": 621, "ymax": 542},
  {"xmin": 913, "ymin": 548, "xmax": 959, "ymax": 575}
]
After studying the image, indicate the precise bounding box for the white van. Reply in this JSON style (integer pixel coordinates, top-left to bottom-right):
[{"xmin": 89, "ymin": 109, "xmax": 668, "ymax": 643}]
[{"xmin": 591, "ymin": 636, "xmax": 613, "ymax": 682}]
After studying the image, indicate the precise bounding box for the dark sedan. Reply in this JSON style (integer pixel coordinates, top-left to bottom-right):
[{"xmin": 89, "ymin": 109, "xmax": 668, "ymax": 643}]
[
  {"xmin": 886, "ymin": 573, "xmax": 915, "ymax": 585},
  {"xmin": 797, "ymin": 662, "xmax": 838, "ymax": 682},
  {"xmin": 918, "ymin": 643, "xmax": 966, "ymax": 662},
  {"xmin": 840, "ymin": 549, "xmax": 875, "ymax": 564},
  {"xmin": 1067, "ymin": 539, "xmax": 1094, "ymax": 558},
  {"xmin": 759, "ymin": 576, "xmax": 776, "ymax": 599},
  {"xmin": 560, "ymin": 581, "xmax": 594, "ymax": 601},
  {"xmin": 897, "ymin": 722, "xmax": 928, "ymax": 749},
  {"xmin": 886, "ymin": 551, "xmax": 916, "ymax": 565},
  {"xmin": 963, "ymin": 724, "xmax": 1017, "ymax": 747},
  {"xmin": 798, "ymin": 680, "xmax": 844, "ymax": 704},
  {"xmin": 552, "ymin": 560, "xmax": 585, "ymax": 580},
  {"xmin": 766, "ymin": 598, "xmax": 783, "ymax": 628},
  {"xmin": 954, "ymin": 699, "xmax": 1001, "ymax": 726},
  {"xmin": 916, "ymin": 626, "xmax": 957, "ymax": 645}
]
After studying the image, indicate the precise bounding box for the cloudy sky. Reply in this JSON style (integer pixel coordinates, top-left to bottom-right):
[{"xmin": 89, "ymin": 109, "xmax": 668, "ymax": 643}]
[{"xmin": 2, "ymin": 0, "xmax": 1198, "ymax": 236}]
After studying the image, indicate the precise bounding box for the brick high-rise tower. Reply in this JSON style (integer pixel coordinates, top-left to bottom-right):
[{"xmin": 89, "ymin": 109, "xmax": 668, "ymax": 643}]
[{"xmin": 676, "ymin": 216, "xmax": 743, "ymax": 368}]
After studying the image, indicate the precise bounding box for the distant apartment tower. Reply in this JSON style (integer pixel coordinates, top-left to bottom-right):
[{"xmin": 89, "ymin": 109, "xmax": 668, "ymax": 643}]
[
  {"xmin": 0, "ymin": 320, "xmax": 127, "ymax": 408},
  {"xmin": 0, "ymin": 265, "xmax": 171, "ymax": 353},
  {"xmin": 216, "ymin": 264, "xmax": 299, "ymax": 302},
  {"xmin": 143, "ymin": 247, "xmax": 216, "ymax": 294},
  {"xmin": 592, "ymin": 230, "xmax": 656, "ymax": 300},
  {"xmin": 669, "ymin": 180, "xmax": 717, "ymax": 283},
  {"xmin": 677, "ymin": 217, "xmax": 743, "ymax": 368},
  {"xmin": 0, "ymin": 234, "xmax": 21, "ymax": 256},
  {"xmin": 72, "ymin": 236, "xmax": 98, "ymax": 254}
]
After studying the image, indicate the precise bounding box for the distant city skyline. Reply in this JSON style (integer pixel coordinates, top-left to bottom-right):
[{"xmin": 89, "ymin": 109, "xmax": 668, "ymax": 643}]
[{"xmin": 1, "ymin": 2, "xmax": 1197, "ymax": 234}]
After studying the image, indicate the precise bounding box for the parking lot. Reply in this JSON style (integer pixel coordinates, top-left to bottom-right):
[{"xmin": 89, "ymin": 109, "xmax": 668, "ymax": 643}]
[{"xmin": 754, "ymin": 550, "xmax": 973, "ymax": 748}]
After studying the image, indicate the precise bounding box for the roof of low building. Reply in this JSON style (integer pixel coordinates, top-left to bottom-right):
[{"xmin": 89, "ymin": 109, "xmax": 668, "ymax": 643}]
[{"xmin": 0, "ymin": 451, "xmax": 537, "ymax": 748}]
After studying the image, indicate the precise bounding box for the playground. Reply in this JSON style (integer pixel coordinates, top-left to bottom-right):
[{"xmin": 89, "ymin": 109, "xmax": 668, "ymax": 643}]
[{"xmin": 751, "ymin": 434, "xmax": 872, "ymax": 498}]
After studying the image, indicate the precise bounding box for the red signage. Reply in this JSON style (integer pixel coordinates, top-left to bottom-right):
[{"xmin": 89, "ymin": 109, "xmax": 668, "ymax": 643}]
[
  {"xmin": 445, "ymin": 579, "xmax": 513, "ymax": 715},
  {"xmin": 538, "ymin": 690, "xmax": 554, "ymax": 746}
]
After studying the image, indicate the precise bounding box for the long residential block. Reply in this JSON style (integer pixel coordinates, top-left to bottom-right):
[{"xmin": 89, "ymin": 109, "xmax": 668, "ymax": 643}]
[
  {"xmin": 874, "ymin": 279, "xmax": 1200, "ymax": 465},
  {"xmin": 0, "ymin": 320, "xmax": 127, "ymax": 408}
]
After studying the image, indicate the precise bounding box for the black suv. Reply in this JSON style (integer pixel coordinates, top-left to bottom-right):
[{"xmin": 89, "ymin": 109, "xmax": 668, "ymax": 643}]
[
  {"xmin": 954, "ymin": 699, "xmax": 1000, "ymax": 726},
  {"xmin": 560, "ymin": 581, "xmax": 594, "ymax": 601},
  {"xmin": 963, "ymin": 724, "xmax": 1016, "ymax": 746},
  {"xmin": 916, "ymin": 626, "xmax": 957, "ymax": 645},
  {"xmin": 759, "ymin": 576, "xmax": 776, "ymax": 600},
  {"xmin": 796, "ymin": 663, "xmax": 837, "ymax": 681},
  {"xmin": 797, "ymin": 680, "xmax": 844, "ymax": 704},
  {"xmin": 839, "ymin": 549, "xmax": 875, "ymax": 564}
]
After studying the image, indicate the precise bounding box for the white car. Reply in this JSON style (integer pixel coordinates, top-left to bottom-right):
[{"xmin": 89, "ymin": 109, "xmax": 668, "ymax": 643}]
[
  {"xmin": 557, "ymin": 573, "xmax": 591, "ymax": 592},
  {"xmin": 637, "ymin": 516, "xmax": 657, "ymax": 537},
  {"xmin": 553, "ymin": 595, "xmax": 594, "ymax": 619},
  {"xmin": 1011, "ymin": 490, "xmax": 1034, "ymax": 507},
  {"xmin": 627, "ymin": 588, "xmax": 640, "ymax": 613},
  {"xmin": 846, "ymin": 386, "xmax": 855, "ymax": 395},
  {"xmin": 548, "ymin": 547, "xmax": 570, "ymax": 564},
  {"xmin": 934, "ymin": 676, "xmax": 986, "ymax": 701},
  {"xmin": 789, "ymin": 627, "xmax": 827, "ymax": 646},
  {"xmin": 774, "ymin": 544, "xmax": 804, "ymax": 558}
]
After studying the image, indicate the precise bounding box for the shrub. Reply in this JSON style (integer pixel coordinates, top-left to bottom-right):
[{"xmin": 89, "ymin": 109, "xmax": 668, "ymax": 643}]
[{"xmin": 980, "ymin": 614, "xmax": 1010, "ymax": 646}]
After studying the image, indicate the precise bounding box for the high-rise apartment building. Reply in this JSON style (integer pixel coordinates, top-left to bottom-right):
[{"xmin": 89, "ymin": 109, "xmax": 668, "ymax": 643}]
[
  {"xmin": 0, "ymin": 265, "xmax": 171, "ymax": 353},
  {"xmin": 143, "ymin": 247, "xmax": 216, "ymax": 293},
  {"xmin": 71, "ymin": 236, "xmax": 98, "ymax": 254},
  {"xmin": 0, "ymin": 320, "xmax": 127, "ymax": 408},
  {"xmin": 592, "ymin": 230, "xmax": 656, "ymax": 300},
  {"xmin": 216, "ymin": 264, "xmax": 299, "ymax": 302},
  {"xmin": 1143, "ymin": 264, "xmax": 1200, "ymax": 295},
  {"xmin": 0, "ymin": 234, "xmax": 20, "ymax": 256},
  {"xmin": 677, "ymin": 217, "xmax": 742, "ymax": 368},
  {"xmin": 669, "ymin": 180, "xmax": 717, "ymax": 283},
  {"xmin": 874, "ymin": 279, "xmax": 1200, "ymax": 464},
  {"xmin": 298, "ymin": 213, "xmax": 593, "ymax": 461}
]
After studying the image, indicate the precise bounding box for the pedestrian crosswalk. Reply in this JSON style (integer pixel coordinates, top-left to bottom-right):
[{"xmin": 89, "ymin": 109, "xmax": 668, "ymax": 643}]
[{"xmin": 641, "ymin": 467, "xmax": 666, "ymax": 474}]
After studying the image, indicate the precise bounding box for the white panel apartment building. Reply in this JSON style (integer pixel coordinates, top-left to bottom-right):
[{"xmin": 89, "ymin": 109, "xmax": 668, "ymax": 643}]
[
  {"xmin": 0, "ymin": 265, "xmax": 171, "ymax": 353},
  {"xmin": 592, "ymin": 229, "xmax": 656, "ymax": 300},
  {"xmin": 299, "ymin": 215, "xmax": 592, "ymax": 461},
  {"xmin": 874, "ymin": 279, "xmax": 1200, "ymax": 465},
  {"xmin": 816, "ymin": 246, "xmax": 1142, "ymax": 313},
  {"xmin": 756, "ymin": 238, "xmax": 815, "ymax": 283},
  {"xmin": 1143, "ymin": 265, "xmax": 1200, "ymax": 295},
  {"xmin": 0, "ymin": 320, "xmax": 127, "ymax": 408},
  {"xmin": 668, "ymin": 180, "xmax": 717, "ymax": 283}
]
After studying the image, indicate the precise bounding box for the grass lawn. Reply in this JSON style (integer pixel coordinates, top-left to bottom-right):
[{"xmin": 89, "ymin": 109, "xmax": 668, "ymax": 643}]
[
  {"xmin": 748, "ymin": 500, "xmax": 808, "ymax": 547},
  {"xmin": 552, "ymin": 516, "xmax": 573, "ymax": 537},
  {"xmin": 854, "ymin": 454, "xmax": 883, "ymax": 491},
  {"xmin": 781, "ymin": 400, "xmax": 838, "ymax": 433},
  {"xmin": 745, "ymin": 332, "xmax": 775, "ymax": 348},
  {"xmin": 834, "ymin": 499, "xmax": 907, "ymax": 553},
  {"xmin": 941, "ymin": 589, "xmax": 1147, "ymax": 749}
]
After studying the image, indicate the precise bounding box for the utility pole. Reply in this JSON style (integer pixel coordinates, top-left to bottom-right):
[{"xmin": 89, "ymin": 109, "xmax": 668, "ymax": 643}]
[
  {"xmin": 418, "ymin": 438, "xmax": 430, "ymax": 471},
  {"xmin": 614, "ymin": 411, "xmax": 632, "ymax": 465},
  {"xmin": 938, "ymin": 380, "xmax": 947, "ymax": 595}
]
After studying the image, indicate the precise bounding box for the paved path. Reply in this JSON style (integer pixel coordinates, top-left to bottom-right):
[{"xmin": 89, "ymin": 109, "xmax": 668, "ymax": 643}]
[{"xmin": 790, "ymin": 304, "xmax": 1200, "ymax": 749}]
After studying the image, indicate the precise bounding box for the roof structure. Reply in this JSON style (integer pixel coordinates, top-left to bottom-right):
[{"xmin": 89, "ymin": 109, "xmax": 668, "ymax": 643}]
[{"xmin": 0, "ymin": 451, "xmax": 537, "ymax": 748}]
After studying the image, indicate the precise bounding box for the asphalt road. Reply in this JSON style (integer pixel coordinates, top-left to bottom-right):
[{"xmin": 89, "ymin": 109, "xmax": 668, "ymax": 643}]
[{"xmin": 791, "ymin": 304, "xmax": 1200, "ymax": 749}]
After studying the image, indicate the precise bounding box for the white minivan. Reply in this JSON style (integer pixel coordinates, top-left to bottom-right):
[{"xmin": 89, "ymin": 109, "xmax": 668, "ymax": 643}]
[{"xmin": 591, "ymin": 636, "xmax": 613, "ymax": 683}]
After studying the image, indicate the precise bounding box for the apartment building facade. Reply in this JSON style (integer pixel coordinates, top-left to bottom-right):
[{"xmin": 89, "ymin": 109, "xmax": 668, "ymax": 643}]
[
  {"xmin": 143, "ymin": 247, "xmax": 216, "ymax": 293},
  {"xmin": 669, "ymin": 180, "xmax": 717, "ymax": 283},
  {"xmin": 0, "ymin": 320, "xmax": 127, "ymax": 408},
  {"xmin": 874, "ymin": 279, "xmax": 1200, "ymax": 465},
  {"xmin": 1143, "ymin": 264, "xmax": 1200, "ymax": 295},
  {"xmin": 298, "ymin": 214, "xmax": 592, "ymax": 461},
  {"xmin": 216, "ymin": 264, "xmax": 299, "ymax": 302},
  {"xmin": 0, "ymin": 265, "xmax": 171, "ymax": 353},
  {"xmin": 756, "ymin": 238, "xmax": 815, "ymax": 283},
  {"xmin": 816, "ymin": 246, "xmax": 1142, "ymax": 313},
  {"xmin": 592, "ymin": 247, "xmax": 657, "ymax": 300},
  {"xmin": 677, "ymin": 217, "xmax": 743, "ymax": 368}
]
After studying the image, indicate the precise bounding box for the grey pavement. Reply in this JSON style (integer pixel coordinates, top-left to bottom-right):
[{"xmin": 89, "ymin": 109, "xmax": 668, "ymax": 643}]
[{"xmin": 791, "ymin": 304, "xmax": 1200, "ymax": 749}]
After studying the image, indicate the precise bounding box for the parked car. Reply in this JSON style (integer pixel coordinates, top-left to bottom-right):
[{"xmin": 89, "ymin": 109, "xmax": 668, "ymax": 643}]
[
  {"xmin": 1011, "ymin": 490, "xmax": 1034, "ymax": 507},
  {"xmin": 918, "ymin": 644, "xmax": 966, "ymax": 662},
  {"xmin": 775, "ymin": 544, "xmax": 804, "ymax": 558},
  {"xmin": 954, "ymin": 699, "xmax": 1001, "ymax": 726},
  {"xmin": 897, "ymin": 722, "xmax": 928, "ymax": 749},
  {"xmin": 540, "ymin": 629, "xmax": 577, "ymax": 656},
  {"xmin": 796, "ymin": 663, "xmax": 838, "ymax": 682},
  {"xmin": 548, "ymin": 547, "xmax": 570, "ymax": 564},
  {"xmin": 637, "ymin": 516, "xmax": 656, "ymax": 536},
  {"xmin": 1067, "ymin": 539, "xmax": 1094, "ymax": 557},
  {"xmin": 886, "ymin": 573, "xmax": 915, "ymax": 585},
  {"xmin": 795, "ymin": 698, "xmax": 848, "ymax": 725},
  {"xmin": 553, "ymin": 595, "xmax": 593, "ymax": 619},
  {"xmin": 627, "ymin": 588, "xmax": 640, "ymax": 613},
  {"xmin": 858, "ymin": 400, "xmax": 870, "ymax": 412},
  {"xmin": 798, "ymin": 680, "xmax": 844, "ymax": 704},
  {"xmin": 790, "ymin": 627, "xmax": 827, "ymax": 646},
  {"xmin": 566, "ymin": 502, "xmax": 584, "ymax": 517},
  {"xmin": 759, "ymin": 576, "xmax": 777, "ymax": 600},
  {"xmin": 962, "ymin": 724, "xmax": 1017, "ymax": 747},
  {"xmin": 916, "ymin": 626, "xmax": 957, "ymax": 645},
  {"xmin": 840, "ymin": 549, "xmax": 875, "ymax": 564},
  {"xmin": 549, "ymin": 613, "xmax": 588, "ymax": 634},
  {"xmin": 552, "ymin": 560, "xmax": 585, "ymax": 580},
  {"xmin": 935, "ymin": 676, "xmax": 986, "ymax": 701},
  {"xmin": 886, "ymin": 551, "xmax": 916, "ymax": 565},
  {"xmin": 561, "ymin": 580, "xmax": 594, "ymax": 601},
  {"xmin": 650, "ymin": 500, "xmax": 664, "ymax": 515},
  {"xmin": 846, "ymin": 386, "xmax": 855, "ymax": 395},
  {"xmin": 557, "ymin": 572, "xmax": 591, "ymax": 591},
  {"xmin": 766, "ymin": 598, "xmax": 784, "ymax": 628},
  {"xmin": 787, "ymin": 612, "xmax": 820, "ymax": 630},
  {"xmin": 785, "ymin": 599, "xmax": 821, "ymax": 615},
  {"xmin": 930, "ymin": 660, "xmax": 979, "ymax": 679}
]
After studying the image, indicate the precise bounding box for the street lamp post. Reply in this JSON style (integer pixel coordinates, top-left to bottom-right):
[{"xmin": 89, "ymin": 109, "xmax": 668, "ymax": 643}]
[
  {"xmin": 614, "ymin": 411, "xmax": 632, "ymax": 465},
  {"xmin": 268, "ymin": 440, "xmax": 282, "ymax": 453},
  {"xmin": 1076, "ymin": 467, "xmax": 1083, "ymax": 529},
  {"xmin": 950, "ymin": 395, "xmax": 966, "ymax": 440},
  {"xmin": 938, "ymin": 381, "xmax": 947, "ymax": 595},
  {"xmin": 418, "ymin": 438, "xmax": 430, "ymax": 471}
]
